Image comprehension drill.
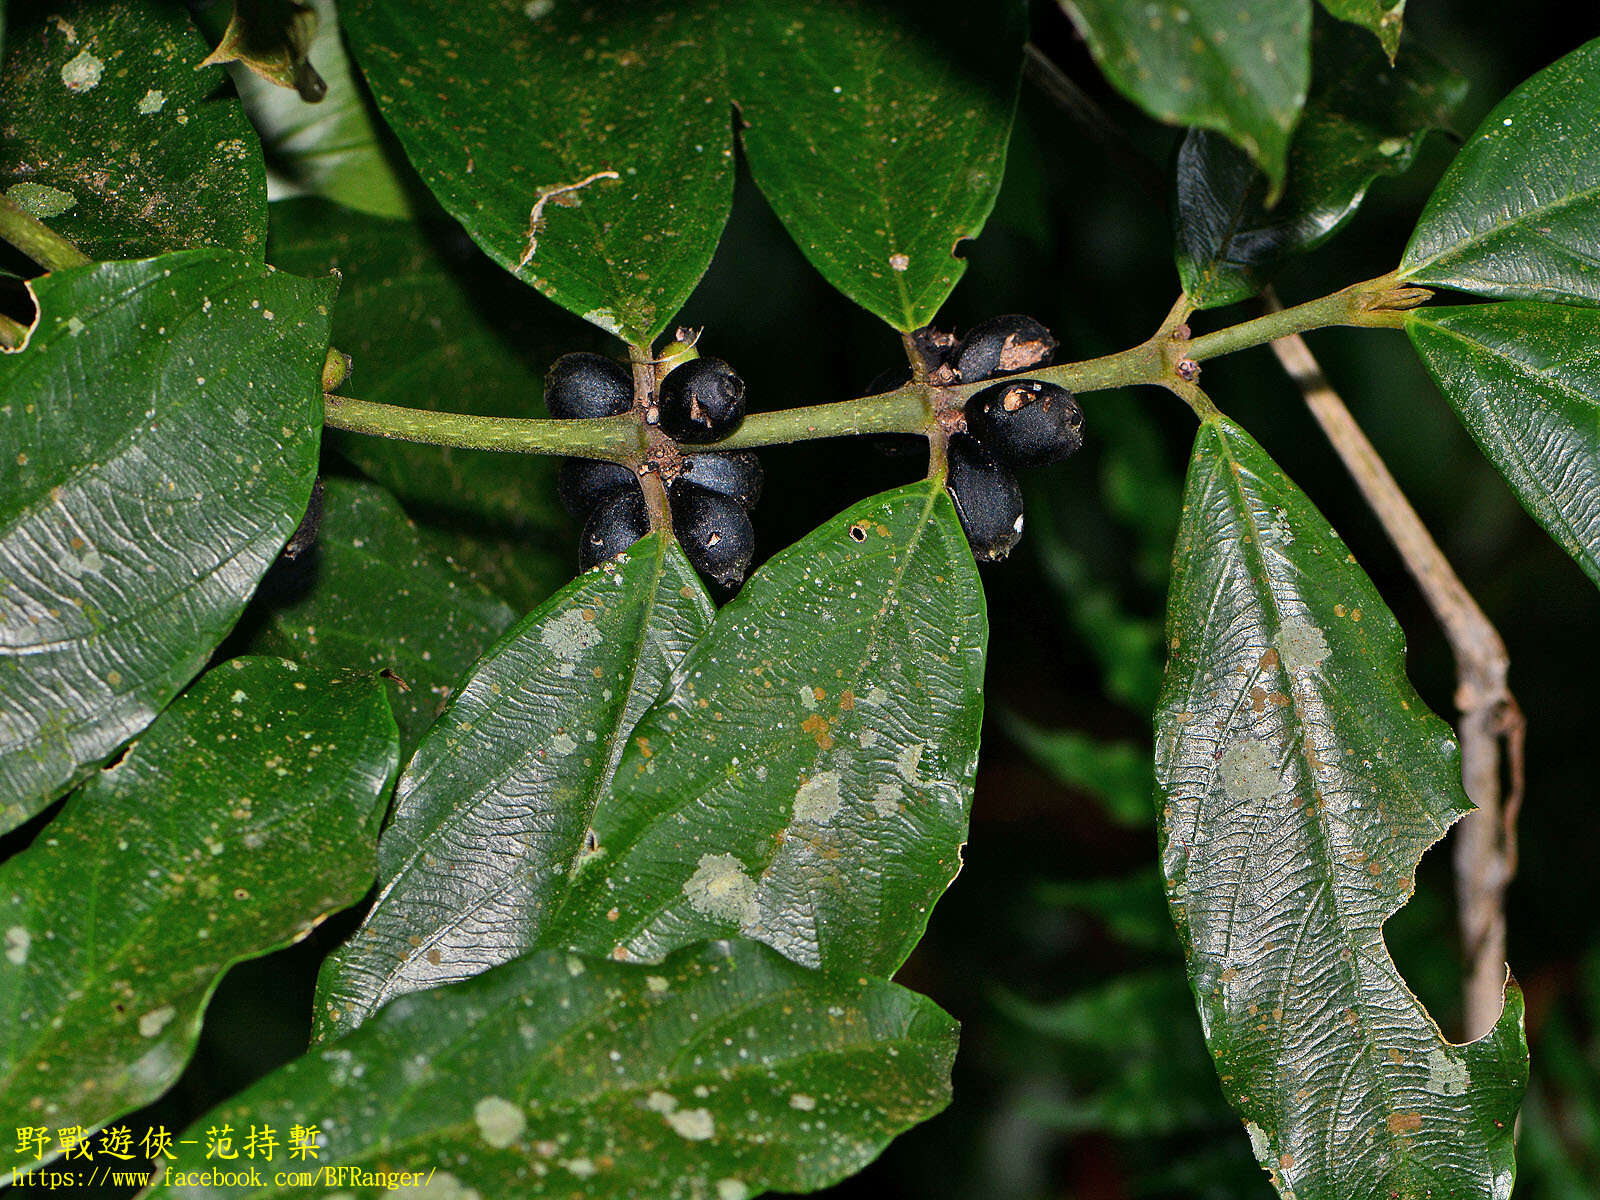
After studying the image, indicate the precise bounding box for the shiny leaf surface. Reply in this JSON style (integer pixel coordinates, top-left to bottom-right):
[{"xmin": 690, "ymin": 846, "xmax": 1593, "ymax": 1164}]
[
  {"xmin": 149, "ymin": 940, "xmax": 957, "ymax": 1200},
  {"xmin": 728, "ymin": 0, "xmax": 1022, "ymax": 330},
  {"xmin": 1154, "ymin": 418, "xmax": 1527, "ymax": 1198},
  {"xmin": 1059, "ymin": 0, "xmax": 1311, "ymax": 192},
  {"xmin": 0, "ymin": 251, "xmax": 334, "ymax": 831},
  {"xmin": 1402, "ymin": 38, "xmax": 1600, "ymax": 304},
  {"xmin": 1407, "ymin": 302, "xmax": 1600, "ymax": 587},
  {"xmin": 343, "ymin": 0, "xmax": 732, "ymax": 344},
  {"xmin": 0, "ymin": 658, "xmax": 397, "ymax": 1166},
  {"xmin": 555, "ymin": 481, "xmax": 987, "ymax": 977},
  {"xmin": 239, "ymin": 477, "xmax": 517, "ymax": 755},
  {"xmin": 314, "ymin": 535, "xmax": 713, "ymax": 1039},
  {"xmin": 1177, "ymin": 24, "xmax": 1463, "ymax": 309},
  {"xmin": 0, "ymin": 0, "xmax": 267, "ymax": 260}
]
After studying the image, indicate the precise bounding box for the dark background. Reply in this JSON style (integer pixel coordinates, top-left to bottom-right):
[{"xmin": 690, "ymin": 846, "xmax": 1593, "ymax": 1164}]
[{"xmin": 10, "ymin": 1, "xmax": 1600, "ymax": 1196}]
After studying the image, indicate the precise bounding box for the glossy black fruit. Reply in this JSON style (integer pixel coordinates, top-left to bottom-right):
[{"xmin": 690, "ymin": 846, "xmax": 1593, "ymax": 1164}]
[
  {"xmin": 676, "ymin": 451, "xmax": 764, "ymax": 508},
  {"xmin": 965, "ymin": 379, "xmax": 1084, "ymax": 469},
  {"xmin": 953, "ymin": 314, "xmax": 1057, "ymax": 383},
  {"xmin": 557, "ymin": 457, "xmax": 639, "ymax": 516},
  {"xmin": 545, "ymin": 352, "xmax": 634, "ymax": 420},
  {"xmin": 580, "ymin": 488, "xmax": 650, "ymax": 569},
  {"xmin": 281, "ymin": 476, "xmax": 325, "ymax": 560},
  {"xmin": 946, "ymin": 434, "xmax": 1023, "ymax": 562},
  {"xmin": 673, "ymin": 483, "xmax": 755, "ymax": 589},
  {"xmin": 659, "ymin": 356, "xmax": 746, "ymax": 443}
]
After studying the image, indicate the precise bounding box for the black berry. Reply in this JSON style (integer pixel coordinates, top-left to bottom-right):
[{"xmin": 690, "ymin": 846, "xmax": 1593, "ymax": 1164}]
[
  {"xmin": 557, "ymin": 457, "xmax": 639, "ymax": 516},
  {"xmin": 546, "ymin": 352, "xmax": 634, "ymax": 420},
  {"xmin": 946, "ymin": 434, "xmax": 1023, "ymax": 562},
  {"xmin": 580, "ymin": 488, "xmax": 650, "ymax": 570},
  {"xmin": 673, "ymin": 483, "xmax": 755, "ymax": 590},
  {"xmin": 282, "ymin": 476, "xmax": 325, "ymax": 560},
  {"xmin": 954, "ymin": 315, "xmax": 1057, "ymax": 383},
  {"xmin": 965, "ymin": 380, "xmax": 1083, "ymax": 469},
  {"xmin": 677, "ymin": 451, "xmax": 764, "ymax": 509},
  {"xmin": 659, "ymin": 357, "xmax": 746, "ymax": 443}
]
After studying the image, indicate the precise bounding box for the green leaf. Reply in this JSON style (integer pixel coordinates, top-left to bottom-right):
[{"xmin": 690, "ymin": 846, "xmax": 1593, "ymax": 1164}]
[
  {"xmin": 0, "ymin": 0, "xmax": 268, "ymax": 261},
  {"xmin": 0, "ymin": 658, "xmax": 397, "ymax": 1167},
  {"xmin": 555, "ymin": 481, "xmax": 987, "ymax": 978},
  {"xmin": 1000, "ymin": 713, "xmax": 1153, "ymax": 829},
  {"xmin": 237, "ymin": 477, "xmax": 517, "ymax": 755},
  {"xmin": 146, "ymin": 939, "xmax": 957, "ymax": 1200},
  {"xmin": 1059, "ymin": 0, "xmax": 1311, "ymax": 193},
  {"xmin": 1154, "ymin": 417, "xmax": 1527, "ymax": 1198},
  {"xmin": 1317, "ymin": 0, "xmax": 1404, "ymax": 61},
  {"xmin": 267, "ymin": 197, "xmax": 573, "ymax": 612},
  {"xmin": 342, "ymin": 0, "xmax": 732, "ymax": 345},
  {"xmin": 1407, "ymin": 303, "xmax": 1600, "ymax": 588},
  {"xmin": 1177, "ymin": 23, "xmax": 1464, "ymax": 309},
  {"xmin": 1401, "ymin": 38, "xmax": 1600, "ymax": 305},
  {"xmin": 227, "ymin": 0, "xmax": 412, "ymax": 218},
  {"xmin": 314, "ymin": 534, "xmax": 713, "ymax": 1039},
  {"xmin": 727, "ymin": 0, "xmax": 1022, "ymax": 331},
  {"xmin": 0, "ymin": 251, "xmax": 334, "ymax": 832}
]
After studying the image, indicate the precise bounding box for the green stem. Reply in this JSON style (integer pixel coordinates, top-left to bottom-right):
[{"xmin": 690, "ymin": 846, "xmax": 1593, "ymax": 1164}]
[
  {"xmin": 323, "ymin": 395, "xmax": 645, "ymax": 462},
  {"xmin": 0, "ymin": 194, "xmax": 92, "ymax": 271},
  {"xmin": 322, "ymin": 273, "xmax": 1427, "ymax": 457},
  {"xmin": 1185, "ymin": 273, "xmax": 1426, "ymax": 362}
]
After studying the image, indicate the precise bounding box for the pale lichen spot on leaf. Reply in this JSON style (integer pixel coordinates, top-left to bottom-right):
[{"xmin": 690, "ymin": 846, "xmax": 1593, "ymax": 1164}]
[
  {"xmin": 793, "ymin": 770, "xmax": 843, "ymax": 824},
  {"xmin": 1275, "ymin": 618, "xmax": 1329, "ymax": 673},
  {"xmin": 717, "ymin": 1180, "xmax": 749, "ymax": 1200},
  {"xmin": 137, "ymin": 88, "xmax": 166, "ymax": 114},
  {"xmin": 4, "ymin": 925, "xmax": 31, "ymax": 965},
  {"xmin": 1218, "ymin": 737, "xmax": 1280, "ymax": 801},
  {"xmin": 472, "ymin": 1095, "xmax": 525, "ymax": 1148},
  {"xmin": 683, "ymin": 853, "xmax": 758, "ymax": 925},
  {"xmin": 61, "ymin": 48, "xmax": 103, "ymax": 92},
  {"xmin": 1425, "ymin": 1047, "xmax": 1470, "ymax": 1096},
  {"xmin": 789, "ymin": 1092, "xmax": 817, "ymax": 1111},
  {"xmin": 138, "ymin": 1005, "xmax": 176, "ymax": 1037}
]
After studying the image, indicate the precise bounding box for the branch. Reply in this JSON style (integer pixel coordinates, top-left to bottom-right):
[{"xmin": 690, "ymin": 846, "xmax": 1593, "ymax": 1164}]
[
  {"xmin": 0, "ymin": 193, "xmax": 92, "ymax": 272},
  {"xmin": 1264, "ymin": 298, "xmax": 1524, "ymax": 1041}
]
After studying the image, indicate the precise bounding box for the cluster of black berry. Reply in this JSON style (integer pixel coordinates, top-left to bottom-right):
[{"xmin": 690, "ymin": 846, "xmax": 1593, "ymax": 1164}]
[
  {"xmin": 943, "ymin": 315, "xmax": 1082, "ymax": 562},
  {"xmin": 546, "ymin": 351, "xmax": 761, "ymax": 591}
]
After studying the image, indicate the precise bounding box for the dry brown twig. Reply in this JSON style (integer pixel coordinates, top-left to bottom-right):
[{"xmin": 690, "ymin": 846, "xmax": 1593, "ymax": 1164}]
[{"xmin": 1263, "ymin": 293, "xmax": 1525, "ymax": 1041}]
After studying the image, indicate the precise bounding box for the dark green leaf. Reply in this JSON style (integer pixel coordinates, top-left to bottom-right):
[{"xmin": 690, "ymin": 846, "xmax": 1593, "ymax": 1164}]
[
  {"xmin": 267, "ymin": 197, "xmax": 574, "ymax": 612},
  {"xmin": 555, "ymin": 481, "xmax": 986, "ymax": 978},
  {"xmin": 1000, "ymin": 713, "xmax": 1152, "ymax": 829},
  {"xmin": 237, "ymin": 477, "xmax": 517, "ymax": 755},
  {"xmin": 228, "ymin": 0, "xmax": 412, "ymax": 218},
  {"xmin": 1176, "ymin": 23, "xmax": 1463, "ymax": 309},
  {"xmin": 1059, "ymin": 0, "xmax": 1311, "ymax": 192},
  {"xmin": 0, "ymin": 251, "xmax": 334, "ymax": 831},
  {"xmin": 0, "ymin": 658, "xmax": 397, "ymax": 1166},
  {"xmin": 314, "ymin": 534, "xmax": 713, "ymax": 1040},
  {"xmin": 996, "ymin": 971, "xmax": 1231, "ymax": 1137},
  {"xmin": 1155, "ymin": 417, "xmax": 1527, "ymax": 1198},
  {"xmin": 342, "ymin": 0, "xmax": 732, "ymax": 345},
  {"xmin": 1317, "ymin": 0, "xmax": 1404, "ymax": 60},
  {"xmin": 727, "ymin": 0, "xmax": 1022, "ymax": 331},
  {"xmin": 1401, "ymin": 38, "xmax": 1600, "ymax": 304},
  {"xmin": 0, "ymin": 0, "xmax": 267, "ymax": 260},
  {"xmin": 1407, "ymin": 303, "xmax": 1600, "ymax": 587},
  {"xmin": 147, "ymin": 940, "xmax": 957, "ymax": 1200}
]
